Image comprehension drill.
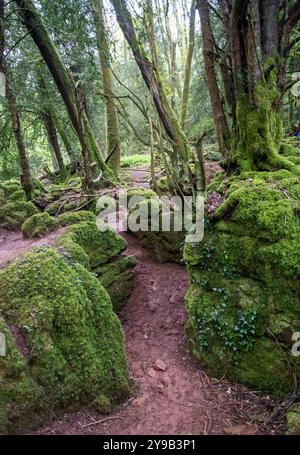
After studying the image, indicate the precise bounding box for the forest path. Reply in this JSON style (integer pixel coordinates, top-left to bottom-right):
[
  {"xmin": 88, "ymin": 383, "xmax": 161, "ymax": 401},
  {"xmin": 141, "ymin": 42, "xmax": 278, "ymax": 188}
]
[
  {"xmin": 0, "ymin": 166, "xmax": 276, "ymax": 435},
  {"xmin": 34, "ymin": 232, "xmax": 274, "ymax": 435},
  {"xmin": 0, "ymin": 227, "xmax": 66, "ymax": 270}
]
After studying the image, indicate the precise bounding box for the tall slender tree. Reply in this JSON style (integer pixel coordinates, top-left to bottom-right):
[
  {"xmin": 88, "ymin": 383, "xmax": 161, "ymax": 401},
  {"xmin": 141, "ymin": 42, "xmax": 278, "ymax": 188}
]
[
  {"xmin": 0, "ymin": 0, "xmax": 33, "ymax": 198},
  {"xmin": 92, "ymin": 0, "xmax": 121, "ymax": 173},
  {"xmin": 197, "ymin": 0, "xmax": 230, "ymax": 156}
]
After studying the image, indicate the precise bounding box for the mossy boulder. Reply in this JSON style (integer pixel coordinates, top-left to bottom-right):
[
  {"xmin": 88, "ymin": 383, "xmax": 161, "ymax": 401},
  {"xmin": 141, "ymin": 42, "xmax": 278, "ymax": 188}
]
[
  {"xmin": 286, "ymin": 405, "xmax": 300, "ymax": 435},
  {"xmin": 128, "ymin": 198, "xmax": 185, "ymax": 263},
  {"xmin": 58, "ymin": 210, "xmax": 96, "ymax": 227},
  {"xmin": 0, "ymin": 180, "xmax": 21, "ymax": 197},
  {"xmin": 9, "ymin": 190, "xmax": 27, "ymax": 202},
  {"xmin": 57, "ymin": 221, "xmax": 127, "ymax": 269},
  {"xmin": 0, "ymin": 201, "xmax": 39, "ymax": 230},
  {"xmin": 22, "ymin": 213, "xmax": 59, "ymax": 238},
  {"xmin": 184, "ymin": 170, "xmax": 300, "ymax": 396},
  {"xmin": 0, "ymin": 247, "xmax": 129, "ymax": 433},
  {"xmin": 94, "ymin": 256, "xmax": 137, "ymax": 312}
]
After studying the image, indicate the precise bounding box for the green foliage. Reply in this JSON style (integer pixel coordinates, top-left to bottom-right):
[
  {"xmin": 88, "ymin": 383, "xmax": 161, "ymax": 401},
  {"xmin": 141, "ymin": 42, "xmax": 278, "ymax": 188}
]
[{"xmin": 120, "ymin": 154, "xmax": 151, "ymax": 168}]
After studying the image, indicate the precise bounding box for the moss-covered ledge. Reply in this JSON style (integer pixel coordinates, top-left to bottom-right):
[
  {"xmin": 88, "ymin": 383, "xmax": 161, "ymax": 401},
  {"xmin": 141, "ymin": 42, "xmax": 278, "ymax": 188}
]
[{"xmin": 184, "ymin": 170, "xmax": 300, "ymax": 397}]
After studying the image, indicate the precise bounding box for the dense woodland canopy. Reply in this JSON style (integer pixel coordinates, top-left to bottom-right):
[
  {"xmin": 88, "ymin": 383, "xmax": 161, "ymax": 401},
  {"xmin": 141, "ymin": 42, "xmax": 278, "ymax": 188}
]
[
  {"xmin": 1, "ymin": 0, "xmax": 300, "ymax": 436},
  {"xmin": 0, "ymin": 0, "xmax": 298, "ymax": 192}
]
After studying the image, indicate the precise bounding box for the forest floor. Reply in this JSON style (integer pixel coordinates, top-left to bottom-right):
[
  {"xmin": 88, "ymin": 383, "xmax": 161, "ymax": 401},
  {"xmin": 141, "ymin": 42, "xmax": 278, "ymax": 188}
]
[{"xmin": 0, "ymin": 163, "xmax": 283, "ymax": 435}]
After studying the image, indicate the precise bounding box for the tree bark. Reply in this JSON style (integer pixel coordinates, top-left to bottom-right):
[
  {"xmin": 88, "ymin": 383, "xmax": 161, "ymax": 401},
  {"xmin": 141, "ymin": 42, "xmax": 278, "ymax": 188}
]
[
  {"xmin": 179, "ymin": 1, "xmax": 196, "ymax": 129},
  {"xmin": 15, "ymin": 0, "xmax": 113, "ymax": 184},
  {"xmin": 197, "ymin": 0, "xmax": 230, "ymax": 156},
  {"xmin": 92, "ymin": 0, "xmax": 120, "ymax": 173},
  {"xmin": 42, "ymin": 111, "xmax": 66, "ymax": 175},
  {"xmin": 0, "ymin": 1, "xmax": 33, "ymax": 197},
  {"xmin": 6, "ymin": 77, "xmax": 34, "ymax": 197}
]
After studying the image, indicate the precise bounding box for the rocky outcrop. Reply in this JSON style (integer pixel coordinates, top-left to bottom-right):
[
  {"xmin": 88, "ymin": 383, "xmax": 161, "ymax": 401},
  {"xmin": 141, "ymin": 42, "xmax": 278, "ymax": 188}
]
[{"xmin": 184, "ymin": 170, "xmax": 300, "ymax": 396}]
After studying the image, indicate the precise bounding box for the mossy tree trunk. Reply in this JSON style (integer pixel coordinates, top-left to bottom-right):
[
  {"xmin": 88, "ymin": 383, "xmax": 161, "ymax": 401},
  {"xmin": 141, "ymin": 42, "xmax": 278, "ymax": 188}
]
[
  {"xmin": 5, "ymin": 76, "xmax": 34, "ymax": 198},
  {"xmin": 51, "ymin": 111, "xmax": 76, "ymax": 163},
  {"xmin": 0, "ymin": 1, "xmax": 33, "ymax": 198},
  {"xmin": 42, "ymin": 111, "xmax": 66, "ymax": 176},
  {"xmin": 15, "ymin": 0, "xmax": 114, "ymax": 186},
  {"xmin": 179, "ymin": 1, "xmax": 196, "ymax": 129},
  {"xmin": 92, "ymin": 0, "xmax": 121, "ymax": 174},
  {"xmin": 197, "ymin": 0, "xmax": 230, "ymax": 157},
  {"xmin": 111, "ymin": 0, "xmax": 190, "ymax": 169},
  {"xmin": 226, "ymin": 0, "xmax": 300, "ymax": 173}
]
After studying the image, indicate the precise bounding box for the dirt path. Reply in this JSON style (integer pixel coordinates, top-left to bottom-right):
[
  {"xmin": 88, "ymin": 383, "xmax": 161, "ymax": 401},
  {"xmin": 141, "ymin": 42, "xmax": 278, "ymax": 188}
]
[
  {"xmin": 0, "ymin": 227, "xmax": 66, "ymax": 270},
  {"xmin": 32, "ymin": 233, "xmax": 276, "ymax": 435}
]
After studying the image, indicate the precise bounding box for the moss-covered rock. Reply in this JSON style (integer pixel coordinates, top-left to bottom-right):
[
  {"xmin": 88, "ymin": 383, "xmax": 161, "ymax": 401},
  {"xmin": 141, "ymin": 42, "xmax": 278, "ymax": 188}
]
[
  {"xmin": 22, "ymin": 213, "xmax": 59, "ymax": 238},
  {"xmin": 128, "ymin": 198, "xmax": 185, "ymax": 263},
  {"xmin": 57, "ymin": 221, "xmax": 128, "ymax": 269},
  {"xmin": 0, "ymin": 201, "xmax": 39, "ymax": 230},
  {"xmin": 58, "ymin": 210, "xmax": 96, "ymax": 227},
  {"xmin": 286, "ymin": 405, "xmax": 300, "ymax": 435},
  {"xmin": 9, "ymin": 190, "xmax": 27, "ymax": 202},
  {"xmin": 94, "ymin": 256, "xmax": 137, "ymax": 312},
  {"xmin": 0, "ymin": 180, "xmax": 21, "ymax": 197},
  {"xmin": 184, "ymin": 170, "xmax": 300, "ymax": 396},
  {"xmin": 0, "ymin": 247, "xmax": 129, "ymax": 433}
]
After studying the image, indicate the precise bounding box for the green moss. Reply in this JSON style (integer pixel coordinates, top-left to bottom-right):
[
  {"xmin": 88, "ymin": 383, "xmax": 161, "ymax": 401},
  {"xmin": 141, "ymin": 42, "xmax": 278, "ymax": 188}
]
[
  {"xmin": 21, "ymin": 213, "xmax": 59, "ymax": 238},
  {"xmin": 9, "ymin": 190, "xmax": 27, "ymax": 202},
  {"xmin": 94, "ymin": 256, "xmax": 136, "ymax": 312},
  {"xmin": 57, "ymin": 221, "xmax": 127, "ymax": 269},
  {"xmin": 58, "ymin": 210, "xmax": 96, "ymax": 227},
  {"xmin": 0, "ymin": 247, "xmax": 129, "ymax": 433},
  {"xmin": 184, "ymin": 172, "xmax": 300, "ymax": 396},
  {"xmin": 120, "ymin": 154, "xmax": 151, "ymax": 168},
  {"xmin": 286, "ymin": 405, "xmax": 300, "ymax": 435},
  {"xmin": 0, "ymin": 201, "xmax": 39, "ymax": 230},
  {"xmin": 128, "ymin": 198, "xmax": 185, "ymax": 263},
  {"xmin": 0, "ymin": 180, "xmax": 21, "ymax": 197}
]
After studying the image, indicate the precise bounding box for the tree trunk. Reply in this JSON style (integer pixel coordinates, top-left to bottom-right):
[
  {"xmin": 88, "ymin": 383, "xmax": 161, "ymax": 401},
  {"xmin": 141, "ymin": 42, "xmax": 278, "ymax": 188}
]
[
  {"xmin": 179, "ymin": 1, "xmax": 196, "ymax": 129},
  {"xmin": 15, "ymin": 0, "xmax": 114, "ymax": 184},
  {"xmin": 6, "ymin": 78, "xmax": 34, "ymax": 197},
  {"xmin": 92, "ymin": 0, "xmax": 120, "ymax": 173},
  {"xmin": 51, "ymin": 111, "xmax": 76, "ymax": 162},
  {"xmin": 197, "ymin": 0, "xmax": 230, "ymax": 157},
  {"xmin": 0, "ymin": 1, "xmax": 33, "ymax": 197},
  {"xmin": 42, "ymin": 111, "xmax": 66, "ymax": 175},
  {"xmin": 228, "ymin": 0, "xmax": 300, "ymax": 173}
]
